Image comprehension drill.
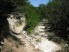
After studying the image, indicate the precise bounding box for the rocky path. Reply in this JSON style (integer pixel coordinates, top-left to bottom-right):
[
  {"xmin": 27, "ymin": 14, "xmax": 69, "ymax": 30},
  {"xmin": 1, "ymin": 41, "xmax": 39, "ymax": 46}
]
[
  {"xmin": 29, "ymin": 22, "xmax": 62, "ymax": 52},
  {"xmin": 9, "ymin": 22, "xmax": 62, "ymax": 52}
]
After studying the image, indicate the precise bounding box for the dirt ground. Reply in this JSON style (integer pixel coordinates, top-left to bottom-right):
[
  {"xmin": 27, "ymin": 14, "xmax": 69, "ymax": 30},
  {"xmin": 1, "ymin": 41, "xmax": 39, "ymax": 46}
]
[{"xmin": 1, "ymin": 38, "xmax": 41, "ymax": 52}]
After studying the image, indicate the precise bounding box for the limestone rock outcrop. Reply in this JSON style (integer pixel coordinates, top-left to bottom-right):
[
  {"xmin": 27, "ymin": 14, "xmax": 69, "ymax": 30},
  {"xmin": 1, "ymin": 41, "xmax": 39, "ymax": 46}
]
[{"xmin": 7, "ymin": 13, "xmax": 26, "ymax": 34}]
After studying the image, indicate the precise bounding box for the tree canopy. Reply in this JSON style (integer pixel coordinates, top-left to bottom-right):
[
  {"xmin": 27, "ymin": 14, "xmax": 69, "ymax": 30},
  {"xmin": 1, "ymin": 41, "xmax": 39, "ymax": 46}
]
[
  {"xmin": 45, "ymin": 0, "xmax": 69, "ymax": 44},
  {"xmin": 36, "ymin": 0, "xmax": 69, "ymax": 45}
]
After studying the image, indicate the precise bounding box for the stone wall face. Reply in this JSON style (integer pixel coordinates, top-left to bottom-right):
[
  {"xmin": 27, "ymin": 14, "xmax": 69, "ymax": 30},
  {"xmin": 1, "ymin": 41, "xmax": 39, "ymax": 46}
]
[{"xmin": 7, "ymin": 13, "xmax": 26, "ymax": 34}]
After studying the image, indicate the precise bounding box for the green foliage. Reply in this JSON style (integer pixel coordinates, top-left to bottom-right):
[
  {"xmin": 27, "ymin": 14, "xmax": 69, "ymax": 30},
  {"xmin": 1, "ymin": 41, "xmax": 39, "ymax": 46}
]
[
  {"xmin": 39, "ymin": 4, "xmax": 47, "ymax": 19},
  {"xmin": 37, "ymin": 0, "xmax": 69, "ymax": 47},
  {"xmin": 15, "ymin": 40, "xmax": 21, "ymax": 48},
  {"xmin": 25, "ymin": 5, "xmax": 40, "ymax": 34},
  {"xmin": 45, "ymin": 0, "xmax": 69, "ymax": 45},
  {"xmin": 0, "ymin": 0, "xmax": 15, "ymax": 15},
  {"xmin": 0, "ymin": 0, "xmax": 16, "ymax": 39},
  {"xmin": 11, "ymin": 0, "xmax": 28, "ymax": 6}
]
